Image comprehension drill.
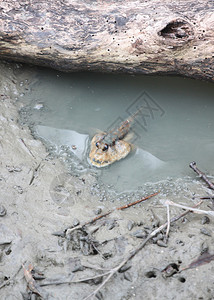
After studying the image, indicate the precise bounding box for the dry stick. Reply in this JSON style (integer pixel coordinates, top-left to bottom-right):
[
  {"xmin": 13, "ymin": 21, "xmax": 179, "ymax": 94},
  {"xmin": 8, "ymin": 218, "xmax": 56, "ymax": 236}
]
[
  {"xmin": 66, "ymin": 192, "xmax": 159, "ymax": 237},
  {"xmin": 164, "ymin": 200, "xmax": 214, "ymax": 217},
  {"xmin": 165, "ymin": 203, "xmax": 170, "ymax": 240},
  {"xmin": 40, "ymin": 272, "xmax": 110, "ymax": 287},
  {"xmin": 189, "ymin": 161, "xmax": 214, "ymax": 190},
  {"xmin": 200, "ymin": 196, "xmax": 214, "ymax": 200},
  {"xmin": 116, "ymin": 191, "xmax": 159, "ymax": 210},
  {"xmin": 83, "ymin": 200, "xmax": 203, "ymax": 300},
  {"xmin": 29, "ymin": 161, "xmax": 42, "ymax": 185},
  {"xmin": 20, "ymin": 138, "xmax": 36, "ymax": 159}
]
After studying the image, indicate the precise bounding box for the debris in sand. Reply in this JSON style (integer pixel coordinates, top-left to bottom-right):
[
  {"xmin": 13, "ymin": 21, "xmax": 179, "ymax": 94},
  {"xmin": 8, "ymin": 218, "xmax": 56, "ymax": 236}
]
[
  {"xmin": 162, "ymin": 199, "xmax": 214, "ymax": 217},
  {"xmin": 81, "ymin": 200, "xmax": 203, "ymax": 300},
  {"xmin": 0, "ymin": 265, "xmax": 22, "ymax": 290},
  {"xmin": 181, "ymin": 251, "xmax": 214, "ymax": 272},
  {"xmin": 47, "ymin": 200, "xmax": 202, "ymax": 300},
  {"xmin": 0, "ymin": 205, "xmax": 6, "ymax": 217},
  {"xmin": 65, "ymin": 192, "xmax": 159, "ymax": 237},
  {"xmin": 189, "ymin": 161, "xmax": 214, "ymax": 190},
  {"xmin": 200, "ymin": 228, "xmax": 212, "ymax": 236},
  {"xmin": 22, "ymin": 264, "xmax": 49, "ymax": 298},
  {"xmin": 6, "ymin": 166, "xmax": 22, "ymax": 173},
  {"xmin": 20, "ymin": 138, "xmax": 36, "ymax": 159},
  {"xmin": 161, "ymin": 263, "xmax": 180, "ymax": 278}
]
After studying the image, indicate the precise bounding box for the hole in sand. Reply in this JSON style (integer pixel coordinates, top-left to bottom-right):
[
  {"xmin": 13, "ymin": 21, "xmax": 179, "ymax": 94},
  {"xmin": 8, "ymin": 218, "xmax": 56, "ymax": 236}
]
[
  {"xmin": 178, "ymin": 276, "xmax": 186, "ymax": 283},
  {"xmin": 145, "ymin": 270, "xmax": 157, "ymax": 278}
]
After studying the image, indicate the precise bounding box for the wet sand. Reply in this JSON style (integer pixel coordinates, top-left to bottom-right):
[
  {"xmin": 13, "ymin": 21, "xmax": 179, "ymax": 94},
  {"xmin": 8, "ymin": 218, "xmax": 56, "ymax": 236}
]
[{"xmin": 0, "ymin": 61, "xmax": 213, "ymax": 300}]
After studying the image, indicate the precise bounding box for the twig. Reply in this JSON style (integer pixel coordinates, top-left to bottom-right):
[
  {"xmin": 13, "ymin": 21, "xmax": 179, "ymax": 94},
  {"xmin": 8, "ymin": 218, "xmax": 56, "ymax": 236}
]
[
  {"xmin": 66, "ymin": 192, "xmax": 159, "ymax": 237},
  {"xmin": 20, "ymin": 138, "xmax": 36, "ymax": 159},
  {"xmin": 40, "ymin": 272, "xmax": 109, "ymax": 287},
  {"xmin": 189, "ymin": 161, "xmax": 214, "ymax": 190},
  {"xmin": 29, "ymin": 162, "xmax": 42, "ymax": 185},
  {"xmin": 116, "ymin": 192, "xmax": 159, "ymax": 210},
  {"xmin": 82, "ymin": 263, "xmax": 111, "ymax": 272},
  {"xmin": 163, "ymin": 200, "xmax": 214, "ymax": 217},
  {"xmin": 82, "ymin": 200, "xmax": 202, "ymax": 299},
  {"xmin": 166, "ymin": 203, "xmax": 170, "ymax": 240}
]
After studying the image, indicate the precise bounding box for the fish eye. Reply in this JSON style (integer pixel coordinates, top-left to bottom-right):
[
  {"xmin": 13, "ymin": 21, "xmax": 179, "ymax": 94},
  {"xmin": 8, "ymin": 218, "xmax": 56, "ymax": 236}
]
[
  {"xmin": 96, "ymin": 142, "xmax": 99, "ymax": 148},
  {"xmin": 103, "ymin": 144, "xmax": 108, "ymax": 151}
]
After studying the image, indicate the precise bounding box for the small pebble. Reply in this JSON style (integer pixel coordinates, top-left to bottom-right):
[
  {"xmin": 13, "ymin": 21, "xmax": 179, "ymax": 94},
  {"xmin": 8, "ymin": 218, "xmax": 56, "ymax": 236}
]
[
  {"xmin": 124, "ymin": 271, "xmax": 132, "ymax": 282},
  {"xmin": 119, "ymin": 262, "xmax": 131, "ymax": 273},
  {"xmin": 13, "ymin": 185, "xmax": 23, "ymax": 194},
  {"xmin": 132, "ymin": 230, "xmax": 147, "ymax": 239},
  {"xmin": 72, "ymin": 145, "xmax": 77, "ymax": 150},
  {"xmin": 127, "ymin": 220, "xmax": 135, "ymax": 231},
  {"xmin": 73, "ymin": 218, "xmax": 80, "ymax": 227},
  {"xmin": 71, "ymin": 265, "xmax": 84, "ymax": 272},
  {"xmin": 200, "ymin": 228, "xmax": 212, "ymax": 236},
  {"xmin": 7, "ymin": 166, "xmax": 22, "ymax": 172},
  {"xmin": 5, "ymin": 245, "xmax": 12, "ymax": 255},
  {"xmin": 176, "ymin": 239, "xmax": 185, "ymax": 246},
  {"xmin": 94, "ymin": 208, "xmax": 102, "ymax": 215},
  {"xmin": 201, "ymin": 216, "xmax": 210, "ymax": 225},
  {"xmin": 33, "ymin": 103, "xmax": 44, "ymax": 110},
  {"xmin": 137, "ymin": 221, "xmax": 144, "ymax": 226},
  {"xmin": 32, "ymin": 274, "xmax": 46, "ymax": 280},
  {"xmin": 188, "ymin": 234, "xmax": 194, "ymax": 238},
  {"xmin": 95, "ymin": 291, "xmax": 103, "ymax": 300},
  {"xmin": 102, "ymin": 252, "xmax": 112, "ymax": 259},
  {"xmin": 68, "ymin": 258, "xmax": 84, "ymax": 272},
  {"xmin": 0, "ymin": 205, "xmax": 6, "ymax": 217},
  {"xmin": 144, "ymin": 227, "xmax": 151, "ymax": 234},
  {"xmin": 157, "ymin": 240, "xmax": 168, "ymax": 247},
  {"xmin": 153, "ymin": 233, "xmax": 163, "ymax": 243},
  {"xmin": 92, "ymin": 276, "xmax": 103, "ymax": 285},
  {"xmin": 108, "ymin": 223, "xmax": 115, "ymax": 230},
  {"xmin": 152, "ymin": 220, "xmax": 160, "ymax": 228},
  {"xmin": 52, "ymin": 230, "xmax": 65, "ymax": 237},
  {"xmin": 201, "ymin": 241, "xmax": 209, "ymax": 254}
]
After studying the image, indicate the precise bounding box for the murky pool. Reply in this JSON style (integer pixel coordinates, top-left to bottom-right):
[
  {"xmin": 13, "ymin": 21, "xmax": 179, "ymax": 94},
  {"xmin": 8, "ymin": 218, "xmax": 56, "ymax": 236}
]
[{"xmin": 18, "ymin": 69, "xmax": 214, "ymax": 193}]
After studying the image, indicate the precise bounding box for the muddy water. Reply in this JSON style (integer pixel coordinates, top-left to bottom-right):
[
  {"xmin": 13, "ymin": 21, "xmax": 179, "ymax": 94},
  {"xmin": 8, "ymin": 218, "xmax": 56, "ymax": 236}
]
[{"xmin": 18, "ymin": 69, "xmax": 214, "ymax": 193}]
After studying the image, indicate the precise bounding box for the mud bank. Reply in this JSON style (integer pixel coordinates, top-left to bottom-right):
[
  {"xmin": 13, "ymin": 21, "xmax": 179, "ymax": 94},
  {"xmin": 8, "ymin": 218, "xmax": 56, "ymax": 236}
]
[{"xmin": 0, "ymin": 61, "xmax": 213, "ymax": 300}]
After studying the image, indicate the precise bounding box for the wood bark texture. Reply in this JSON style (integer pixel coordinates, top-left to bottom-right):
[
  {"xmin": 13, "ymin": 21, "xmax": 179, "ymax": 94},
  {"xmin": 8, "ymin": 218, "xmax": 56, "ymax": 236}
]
[{"xmin": 0, "ymin": 1, "xmax": 214, "ymax": 81}]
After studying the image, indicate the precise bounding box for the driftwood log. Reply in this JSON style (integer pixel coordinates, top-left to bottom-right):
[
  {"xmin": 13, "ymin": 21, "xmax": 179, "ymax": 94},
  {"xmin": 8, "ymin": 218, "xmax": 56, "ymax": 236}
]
[{"xmin": 0, "ymin": 1, "xmax": 214, "ymax": 81}]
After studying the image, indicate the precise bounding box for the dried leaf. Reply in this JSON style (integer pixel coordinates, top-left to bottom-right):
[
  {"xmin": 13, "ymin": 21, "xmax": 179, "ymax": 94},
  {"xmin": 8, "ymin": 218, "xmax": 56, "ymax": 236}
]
[
  {"xmin": 182, "ymin": 252, "xmax": 214, "ymax": 271},
  {"xmin": 22, "ymin": 264, "xmax": 49, "ymax": 298}
]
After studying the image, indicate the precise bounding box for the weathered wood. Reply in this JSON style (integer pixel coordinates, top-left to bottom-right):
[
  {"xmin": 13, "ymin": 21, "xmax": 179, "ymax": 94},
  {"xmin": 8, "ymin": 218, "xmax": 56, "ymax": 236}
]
[{"xmin": 0, "ymin": 1, "xmax": 214, "ymax": 81}]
